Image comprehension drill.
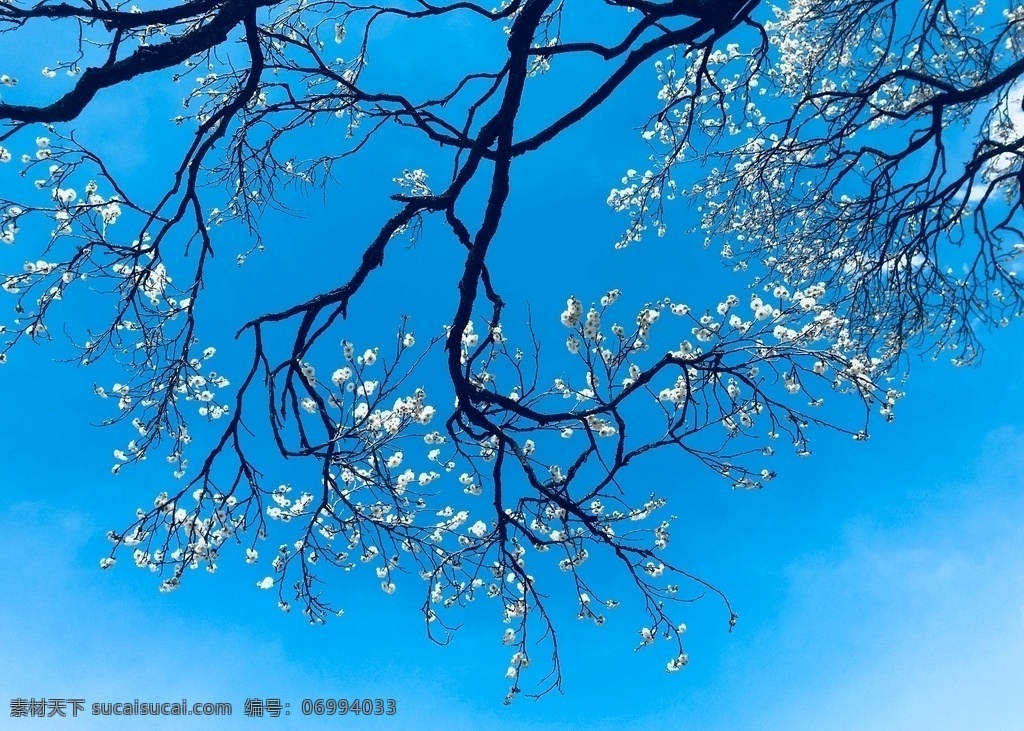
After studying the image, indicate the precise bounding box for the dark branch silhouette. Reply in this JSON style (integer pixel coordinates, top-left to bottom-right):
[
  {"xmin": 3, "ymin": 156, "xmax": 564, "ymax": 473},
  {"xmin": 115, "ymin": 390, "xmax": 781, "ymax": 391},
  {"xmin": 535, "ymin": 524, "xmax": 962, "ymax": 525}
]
[{"xmin": 1, "ymin": 0, "xmax": 1022, "ymax": 701}]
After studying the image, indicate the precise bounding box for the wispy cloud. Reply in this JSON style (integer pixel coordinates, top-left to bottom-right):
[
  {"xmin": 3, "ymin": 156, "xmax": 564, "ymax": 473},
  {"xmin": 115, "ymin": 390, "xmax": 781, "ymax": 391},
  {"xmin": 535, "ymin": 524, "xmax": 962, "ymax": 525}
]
[{"xmin": 706, "ymin": 427, "xmax": 1024, "ymax": 730}]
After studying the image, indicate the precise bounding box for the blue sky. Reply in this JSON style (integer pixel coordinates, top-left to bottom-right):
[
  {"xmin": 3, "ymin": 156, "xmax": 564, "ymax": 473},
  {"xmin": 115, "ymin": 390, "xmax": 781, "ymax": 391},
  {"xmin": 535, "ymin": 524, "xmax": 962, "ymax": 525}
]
[
  {"xmin": 3, "ymin": 324, "xmax": 1024, "ymax": 729},
  {"xmin": 2, "ymin": 5, "xmax": 1024, "ymax": 729}
]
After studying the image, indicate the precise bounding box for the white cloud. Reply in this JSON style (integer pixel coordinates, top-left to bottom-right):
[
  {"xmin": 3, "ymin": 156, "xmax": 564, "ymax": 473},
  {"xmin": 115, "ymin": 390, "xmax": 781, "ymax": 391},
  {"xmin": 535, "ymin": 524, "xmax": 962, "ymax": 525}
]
[{"xmin": 737, "ymin": 427, "xmax": 1024, "ymax": 730}]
